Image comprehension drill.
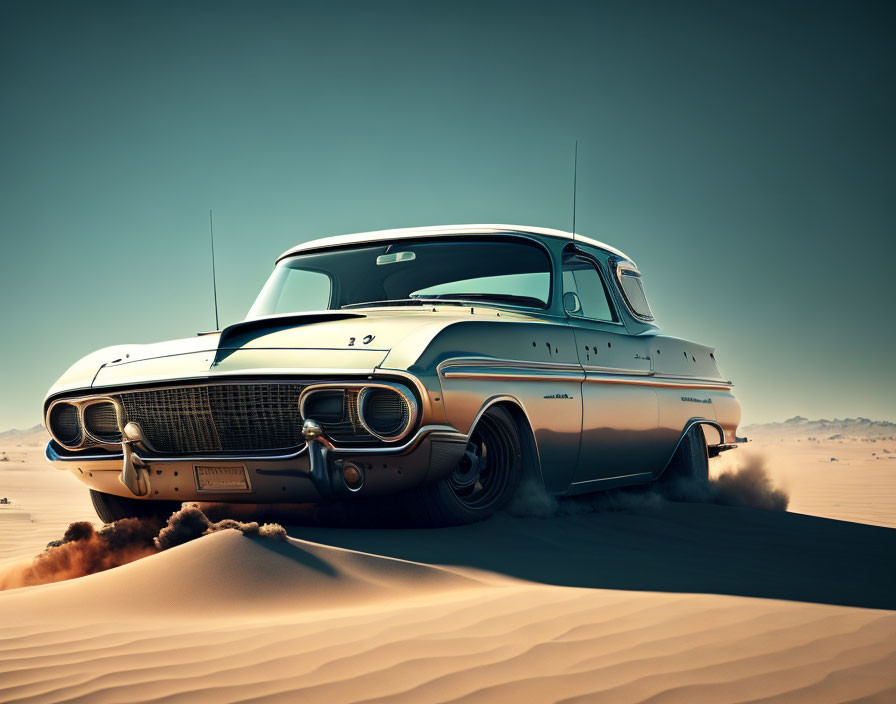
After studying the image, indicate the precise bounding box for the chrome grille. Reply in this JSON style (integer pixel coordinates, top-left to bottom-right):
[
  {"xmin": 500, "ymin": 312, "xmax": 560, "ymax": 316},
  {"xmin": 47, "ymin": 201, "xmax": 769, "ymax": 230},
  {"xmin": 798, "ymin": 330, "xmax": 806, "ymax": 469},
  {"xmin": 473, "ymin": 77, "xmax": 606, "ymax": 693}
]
[{"xmin": 118, "ymin": 383, "xmax": 306, "ymax": 454}]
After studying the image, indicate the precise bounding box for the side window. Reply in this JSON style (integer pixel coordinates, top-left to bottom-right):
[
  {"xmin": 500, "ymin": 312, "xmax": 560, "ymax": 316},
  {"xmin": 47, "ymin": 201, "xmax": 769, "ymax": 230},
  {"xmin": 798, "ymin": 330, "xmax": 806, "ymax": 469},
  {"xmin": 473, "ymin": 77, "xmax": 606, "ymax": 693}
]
[
  {"xmin": 617, "ymin": 269, "xmax": 654, "ymax": 321},
  {"xmin": 561, "ymin": 254, "xmax": 618, "ymax": 322}
]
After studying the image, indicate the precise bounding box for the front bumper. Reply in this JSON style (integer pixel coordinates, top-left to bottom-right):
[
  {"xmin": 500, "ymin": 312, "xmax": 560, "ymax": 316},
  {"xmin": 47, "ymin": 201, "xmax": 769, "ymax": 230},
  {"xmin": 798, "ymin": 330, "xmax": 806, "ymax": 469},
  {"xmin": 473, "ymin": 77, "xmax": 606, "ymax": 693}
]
[{"xmin": 46, "ymin": 425, "xmax": 468, "ymax": 503}]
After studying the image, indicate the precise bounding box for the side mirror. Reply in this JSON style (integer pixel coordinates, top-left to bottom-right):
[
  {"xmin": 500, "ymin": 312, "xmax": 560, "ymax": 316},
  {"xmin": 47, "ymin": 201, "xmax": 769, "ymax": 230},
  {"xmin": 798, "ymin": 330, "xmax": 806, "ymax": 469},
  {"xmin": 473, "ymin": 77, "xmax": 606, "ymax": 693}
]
[{"xmin": 563, "ymin": 291, "xmax": 582, "ymax": 315}]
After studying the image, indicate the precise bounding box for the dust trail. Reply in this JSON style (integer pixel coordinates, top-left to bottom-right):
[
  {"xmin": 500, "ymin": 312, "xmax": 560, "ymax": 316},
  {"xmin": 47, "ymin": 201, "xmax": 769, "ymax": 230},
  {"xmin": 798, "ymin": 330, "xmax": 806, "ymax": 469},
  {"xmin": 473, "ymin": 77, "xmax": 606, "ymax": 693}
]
[
  {"xmin": 663, "ymin": 453, "xmax": 789, "ymax": 511},
  {"xmin": 508, "ymin": 451, "xmax": 788, "ymax": 518},
  {"xmin": 0, "ymin": 503, "xmax": 286, "ymax": 590}
]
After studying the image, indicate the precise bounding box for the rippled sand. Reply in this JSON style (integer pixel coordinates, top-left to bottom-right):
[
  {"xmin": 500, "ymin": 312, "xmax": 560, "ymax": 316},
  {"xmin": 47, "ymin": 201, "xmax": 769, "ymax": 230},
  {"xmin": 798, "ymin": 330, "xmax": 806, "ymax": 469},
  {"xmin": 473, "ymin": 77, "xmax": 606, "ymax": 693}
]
[{"xmin": 1, "ymin": 428, "xmax": 894, "ymax": 703}]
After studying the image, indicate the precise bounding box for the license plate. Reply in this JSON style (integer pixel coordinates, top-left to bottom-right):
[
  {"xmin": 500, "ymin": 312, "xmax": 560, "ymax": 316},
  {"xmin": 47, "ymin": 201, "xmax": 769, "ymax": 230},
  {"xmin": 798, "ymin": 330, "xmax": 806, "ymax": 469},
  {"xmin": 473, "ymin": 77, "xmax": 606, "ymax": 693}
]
[{"xmin": 194, "ymin": 465, "xmax": 251, "ymax": 492}]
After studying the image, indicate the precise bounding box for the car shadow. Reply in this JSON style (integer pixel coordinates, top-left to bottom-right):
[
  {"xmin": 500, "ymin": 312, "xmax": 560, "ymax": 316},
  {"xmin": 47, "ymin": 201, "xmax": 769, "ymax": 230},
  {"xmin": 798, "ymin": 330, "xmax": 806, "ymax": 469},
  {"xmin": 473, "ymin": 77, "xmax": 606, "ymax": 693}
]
[{"xmin": 277, "ymin": 501, "xmax": 896, "ymax": 611}]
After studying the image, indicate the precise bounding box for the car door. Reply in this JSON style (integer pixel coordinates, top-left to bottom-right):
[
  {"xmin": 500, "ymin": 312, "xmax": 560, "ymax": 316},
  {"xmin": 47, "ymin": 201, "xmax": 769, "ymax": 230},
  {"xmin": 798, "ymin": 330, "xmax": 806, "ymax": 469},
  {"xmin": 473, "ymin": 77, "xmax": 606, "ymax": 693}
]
[{"xmin": 561, "ymin": 248, "xmax": 660, "ymax": 488}]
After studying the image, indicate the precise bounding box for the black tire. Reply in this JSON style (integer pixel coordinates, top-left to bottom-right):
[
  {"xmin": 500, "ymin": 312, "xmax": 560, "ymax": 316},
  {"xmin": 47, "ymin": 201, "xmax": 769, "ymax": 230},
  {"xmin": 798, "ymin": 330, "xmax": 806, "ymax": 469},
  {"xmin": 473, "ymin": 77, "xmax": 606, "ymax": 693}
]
[
  {"xmin": 89, "ymin": 489, "xmax": 181, "ymax": 524},
  {"xmin": 659, "ymin": 425, "xmax": 709, "ymax": 483},
  {"xmin": 405, "ymin": 406, "xmax": 523, "ymax": 526}
]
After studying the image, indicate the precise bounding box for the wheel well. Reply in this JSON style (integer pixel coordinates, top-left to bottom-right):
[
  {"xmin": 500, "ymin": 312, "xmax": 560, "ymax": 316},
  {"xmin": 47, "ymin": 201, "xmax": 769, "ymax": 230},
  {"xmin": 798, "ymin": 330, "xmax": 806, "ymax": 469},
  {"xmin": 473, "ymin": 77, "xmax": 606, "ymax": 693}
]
[
  {"xmin": 654, "ymin": 418, "xmax": 723, "ymax": 480},
  {"xmin": 485, "ymin": 401, "xmax": 543, "ymax": 488}
]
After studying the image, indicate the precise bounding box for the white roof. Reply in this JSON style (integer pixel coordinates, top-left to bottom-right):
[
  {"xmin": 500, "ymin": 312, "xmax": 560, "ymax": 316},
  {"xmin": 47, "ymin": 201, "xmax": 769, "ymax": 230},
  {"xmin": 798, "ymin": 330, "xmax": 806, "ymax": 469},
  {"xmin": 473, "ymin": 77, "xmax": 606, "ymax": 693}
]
[{"xmin": 277, "ymin": 224, "xmax": 633, "ymax": 262}]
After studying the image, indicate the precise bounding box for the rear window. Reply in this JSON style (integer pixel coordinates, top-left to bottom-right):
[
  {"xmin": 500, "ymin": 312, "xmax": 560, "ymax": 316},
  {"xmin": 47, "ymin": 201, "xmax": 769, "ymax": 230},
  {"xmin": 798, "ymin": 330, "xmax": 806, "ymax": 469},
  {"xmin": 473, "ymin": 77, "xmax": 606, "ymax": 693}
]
[{"xmin": 618, "ymin": 269, "xmax": 654, "ymax": 321}]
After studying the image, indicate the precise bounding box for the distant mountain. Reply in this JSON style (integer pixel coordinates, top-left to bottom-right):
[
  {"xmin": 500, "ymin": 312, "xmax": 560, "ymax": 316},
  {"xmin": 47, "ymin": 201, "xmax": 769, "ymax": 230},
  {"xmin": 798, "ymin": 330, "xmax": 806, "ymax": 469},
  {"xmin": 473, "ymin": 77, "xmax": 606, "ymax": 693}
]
[
  {"xmin": 743, "ymin": 417, "xmax": 896, "ymax": 439},
  {"xmin": 0, "ymin": 424, "xmax": 46, "ymax": 439}
]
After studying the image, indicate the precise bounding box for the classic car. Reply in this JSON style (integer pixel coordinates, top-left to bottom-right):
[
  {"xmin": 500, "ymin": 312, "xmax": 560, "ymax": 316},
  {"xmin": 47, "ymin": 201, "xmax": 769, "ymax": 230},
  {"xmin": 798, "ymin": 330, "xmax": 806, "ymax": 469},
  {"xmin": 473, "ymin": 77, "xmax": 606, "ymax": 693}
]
[{"xmin": 44, "ymin": 224, "xmax": 741, "ymax": 525}]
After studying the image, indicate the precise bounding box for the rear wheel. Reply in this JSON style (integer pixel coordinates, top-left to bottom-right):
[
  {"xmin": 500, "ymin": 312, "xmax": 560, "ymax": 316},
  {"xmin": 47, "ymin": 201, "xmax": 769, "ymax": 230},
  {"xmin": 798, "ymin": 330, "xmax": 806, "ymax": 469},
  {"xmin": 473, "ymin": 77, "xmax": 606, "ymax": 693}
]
[
  {"xmin": 659, "ymin": 425, "xmax": 709, "ymax": 483},
  {"xmin": 405, "ymin": 406, "xmax": 522, "ymax": 526},
  {"xmin": 89, "ymin": 489, "xmax": 181, "ymax": 524}
]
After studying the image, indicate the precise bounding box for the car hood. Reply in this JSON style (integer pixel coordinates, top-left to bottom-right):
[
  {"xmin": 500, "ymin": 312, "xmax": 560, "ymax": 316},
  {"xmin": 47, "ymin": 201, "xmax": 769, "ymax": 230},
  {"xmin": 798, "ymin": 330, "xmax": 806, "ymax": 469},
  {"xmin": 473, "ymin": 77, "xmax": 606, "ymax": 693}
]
[{"xmin": 46, "ymin": 307, "xmax": 542, "ymax": 398}]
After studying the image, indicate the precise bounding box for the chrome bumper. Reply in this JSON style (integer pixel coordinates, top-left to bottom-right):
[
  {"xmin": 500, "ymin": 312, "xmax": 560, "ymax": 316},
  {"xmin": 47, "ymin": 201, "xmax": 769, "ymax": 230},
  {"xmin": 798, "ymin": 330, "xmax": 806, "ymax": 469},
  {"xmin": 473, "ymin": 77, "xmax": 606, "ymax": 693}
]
[{"xmin": 46, "ymin": 425, "xmax": 468, "ymax": 503}]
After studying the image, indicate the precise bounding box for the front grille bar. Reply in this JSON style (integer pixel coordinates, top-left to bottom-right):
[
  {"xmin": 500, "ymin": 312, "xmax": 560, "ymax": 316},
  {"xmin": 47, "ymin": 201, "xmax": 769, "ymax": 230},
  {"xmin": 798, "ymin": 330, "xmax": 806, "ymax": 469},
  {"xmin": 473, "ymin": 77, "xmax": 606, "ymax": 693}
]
[{"xmin": 111, "ymin": 381, "xmax": 376, "ymax": 455}]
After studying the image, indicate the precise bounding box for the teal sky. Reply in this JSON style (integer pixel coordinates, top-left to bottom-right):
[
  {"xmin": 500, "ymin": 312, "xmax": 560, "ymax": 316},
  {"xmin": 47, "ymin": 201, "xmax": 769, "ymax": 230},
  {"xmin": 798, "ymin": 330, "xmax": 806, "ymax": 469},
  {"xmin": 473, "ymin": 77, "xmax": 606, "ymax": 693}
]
[{"xmin": 1, "ymin": 0, "xmax": 894, "ymax": 429}]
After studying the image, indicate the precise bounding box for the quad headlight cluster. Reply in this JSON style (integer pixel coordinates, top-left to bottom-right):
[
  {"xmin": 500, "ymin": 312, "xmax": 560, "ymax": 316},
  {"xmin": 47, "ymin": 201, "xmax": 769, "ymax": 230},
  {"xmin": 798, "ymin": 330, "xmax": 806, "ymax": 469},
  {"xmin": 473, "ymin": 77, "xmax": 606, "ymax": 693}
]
[
  {"xmin": 300, "ymin": 382, "xmax": 418, "ymax": 444},
  {"xmin": 46, "ymin": 397, "xmax": 124, "ymax": 450}
]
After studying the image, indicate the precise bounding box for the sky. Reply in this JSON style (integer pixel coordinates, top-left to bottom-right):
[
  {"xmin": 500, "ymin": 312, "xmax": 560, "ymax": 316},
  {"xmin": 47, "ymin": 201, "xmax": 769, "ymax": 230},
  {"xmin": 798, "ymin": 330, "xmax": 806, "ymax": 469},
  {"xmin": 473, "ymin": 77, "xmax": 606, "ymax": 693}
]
[{"xmin": 1, "ymin": 0, "xmax": 894, "ymax": 429}]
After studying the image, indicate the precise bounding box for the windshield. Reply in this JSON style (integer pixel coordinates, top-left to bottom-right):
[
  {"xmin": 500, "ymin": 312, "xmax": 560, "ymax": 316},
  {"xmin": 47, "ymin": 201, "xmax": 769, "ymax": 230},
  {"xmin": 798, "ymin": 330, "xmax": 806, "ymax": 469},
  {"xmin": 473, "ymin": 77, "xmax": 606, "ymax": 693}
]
[{"xmin": 248, "ymin": 237, "xmax": 552, "ymax": 318}]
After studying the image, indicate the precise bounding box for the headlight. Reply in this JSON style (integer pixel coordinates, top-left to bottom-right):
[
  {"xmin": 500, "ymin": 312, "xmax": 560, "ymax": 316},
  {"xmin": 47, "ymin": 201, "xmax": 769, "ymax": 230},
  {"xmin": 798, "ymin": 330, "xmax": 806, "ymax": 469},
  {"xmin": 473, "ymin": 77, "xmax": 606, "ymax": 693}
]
[
  {"xmin": 301, "ymin": 390, "xmax": 345, "ymax": 424},
  {"xmin": 83, "ymin": 400, "xmax": 122, "ymax": 443},
  {"xmin": 48, "ymin": 402, "xmax": 81, "ymax": 446},
  {"xmin": 299, "ymin": 382, "xmax": 418, "ymax": 444},
  {"xmin": 358, "ymin": 386, "xmax": 415, "ymax": 442},
  {"xmin": 47, "ymin": 396, "xmax": 124, "ymax": 448}
]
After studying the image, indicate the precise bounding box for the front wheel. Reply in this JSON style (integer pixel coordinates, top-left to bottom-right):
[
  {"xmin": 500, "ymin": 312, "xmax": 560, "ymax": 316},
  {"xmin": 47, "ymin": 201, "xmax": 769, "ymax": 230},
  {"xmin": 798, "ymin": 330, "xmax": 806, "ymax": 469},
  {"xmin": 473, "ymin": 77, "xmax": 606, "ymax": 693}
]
[
  {"xmin": 89, "ymin": 489, "xmax": 181, "ymax": 524},
  {"xmin": 404, "ymin": 406, "xmax": 522, "ymax": 526}
]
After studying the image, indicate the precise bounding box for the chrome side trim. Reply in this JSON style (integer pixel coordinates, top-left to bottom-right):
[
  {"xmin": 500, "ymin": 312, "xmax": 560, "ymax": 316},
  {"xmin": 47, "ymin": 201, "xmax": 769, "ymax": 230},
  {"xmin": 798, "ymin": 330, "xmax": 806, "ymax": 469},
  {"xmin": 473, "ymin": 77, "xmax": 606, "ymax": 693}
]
[
  {"xmin": 583, "ymin": 374, "xmax": 732, "ymax": 390},
  {"xmin": 440, "ymin": 357, "xmax": 582, "ymax": 372},
  {"xmin": 438, "ymin": 357, "xmax": 584, "ymax": 382},
  {"xmin": 439, "ymin": 356, "xmax": 731, "ymax": 389},
  {"xmin": 652, "ymin": 372, "xmax": 734, "ymax": 386},
  {"xmin": 581, "ymin": 364, "xmax": 653, "ymax": 376},
  {"xmin": 569, "ymin": 471, "xmax": 655, "ymax": 488},
  {"xmin": 442, "ymin": 370, "xmax": 585, "ymax": 382}
]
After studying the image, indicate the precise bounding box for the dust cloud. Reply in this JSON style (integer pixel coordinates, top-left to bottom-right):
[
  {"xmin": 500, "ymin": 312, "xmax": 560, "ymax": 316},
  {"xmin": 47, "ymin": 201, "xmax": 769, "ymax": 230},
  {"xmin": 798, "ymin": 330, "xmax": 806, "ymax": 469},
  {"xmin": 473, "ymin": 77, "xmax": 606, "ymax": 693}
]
[
  {"xmin": 1, "ymin": 456, "xmax": 788, "ymax": 589},
  {"xmin": 0, "ymin": 503, "xmax": 286, "ymax": 590},
  {"xmin": 664, "ymin": 453, "xmax": 789, "ymax": 511},
  {"xmin": 509, "ymin": 452, "xmax": 789, "ymax": 518}
]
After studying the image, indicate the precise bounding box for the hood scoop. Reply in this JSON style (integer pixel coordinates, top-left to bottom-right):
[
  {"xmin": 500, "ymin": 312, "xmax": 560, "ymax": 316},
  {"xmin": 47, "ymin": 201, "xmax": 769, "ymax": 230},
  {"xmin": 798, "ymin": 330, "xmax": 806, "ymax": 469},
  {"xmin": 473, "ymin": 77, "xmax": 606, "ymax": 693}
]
[{"xmin": 216, "ymin": 312, "xmax": 366, "ymax": 351}]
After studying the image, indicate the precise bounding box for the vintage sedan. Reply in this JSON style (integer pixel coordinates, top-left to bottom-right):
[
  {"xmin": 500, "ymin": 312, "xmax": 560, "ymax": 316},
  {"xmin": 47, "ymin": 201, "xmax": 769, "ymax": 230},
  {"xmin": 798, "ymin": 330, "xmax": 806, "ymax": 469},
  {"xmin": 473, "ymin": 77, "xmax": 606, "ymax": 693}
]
[{"xmin": 44, "ymin": 225, "xmax": 741, "ymax": 525}]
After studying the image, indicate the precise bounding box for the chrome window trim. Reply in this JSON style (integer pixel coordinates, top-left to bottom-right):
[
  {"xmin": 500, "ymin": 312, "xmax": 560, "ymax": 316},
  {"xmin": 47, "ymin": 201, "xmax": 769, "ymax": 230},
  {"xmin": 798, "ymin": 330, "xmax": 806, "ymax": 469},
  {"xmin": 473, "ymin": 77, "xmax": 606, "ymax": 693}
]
[
  {"xmin": 278, "ymin": 225, "xmax": 631, "ymax": 265},
  {"xmin": 561, "ymin": 245, "xmax": 624, "ymax": 325},
  {"xmin": 611, "ymin": 258, "xmax": 655, "ymax": 323},
  {"xmin": 273, "ymin": 232, "xmax": 558, "ymax": 314}
]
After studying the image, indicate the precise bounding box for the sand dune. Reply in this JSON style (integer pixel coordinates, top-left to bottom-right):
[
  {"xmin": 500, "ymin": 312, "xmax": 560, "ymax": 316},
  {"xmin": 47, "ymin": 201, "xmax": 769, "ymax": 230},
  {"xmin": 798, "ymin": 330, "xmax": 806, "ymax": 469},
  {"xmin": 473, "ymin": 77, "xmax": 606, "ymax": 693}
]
[
  {"xmin": 1, "ymin": 428, "xmax": 895, "ymax": 702},
  {"xmin": 0, "ymin": 529, "xmax": 894, "ymax": 703},
  {"xmin": 0, "ymin": 529, "xmax": 487, "ymax": 621}
]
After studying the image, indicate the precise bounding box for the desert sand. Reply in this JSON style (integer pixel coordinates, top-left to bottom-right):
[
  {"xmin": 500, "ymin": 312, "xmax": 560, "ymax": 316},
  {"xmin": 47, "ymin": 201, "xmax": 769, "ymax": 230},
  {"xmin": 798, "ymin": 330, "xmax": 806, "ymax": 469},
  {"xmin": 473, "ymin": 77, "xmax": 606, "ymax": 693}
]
[{"xmin": 1, "ymin": 423, "xmax": 895, "ymax": 703}]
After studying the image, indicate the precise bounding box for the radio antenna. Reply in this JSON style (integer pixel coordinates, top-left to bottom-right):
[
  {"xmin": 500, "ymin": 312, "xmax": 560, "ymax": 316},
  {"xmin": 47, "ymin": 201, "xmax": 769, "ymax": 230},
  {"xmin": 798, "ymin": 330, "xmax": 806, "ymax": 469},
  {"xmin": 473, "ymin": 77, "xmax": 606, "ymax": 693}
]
[
  {"xmin": 572, "ymin": 139, "xmax": 578, "ymax": 239},
  {"xmin": 209, "ymin": 209, "xmax": 220, "ymax": 331}
]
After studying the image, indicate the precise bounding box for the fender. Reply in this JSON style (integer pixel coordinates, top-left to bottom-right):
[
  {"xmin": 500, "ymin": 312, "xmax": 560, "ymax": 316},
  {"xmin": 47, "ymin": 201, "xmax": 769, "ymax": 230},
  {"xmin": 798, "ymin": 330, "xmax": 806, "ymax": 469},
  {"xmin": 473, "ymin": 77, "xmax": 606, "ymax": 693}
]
[
  {"xmin": 466, "ymin": 394, "xmax": 545, "ymax": 489},
  {"xmin": 654, "ymin": 417, "xmax": 726, "ymax": 480}
]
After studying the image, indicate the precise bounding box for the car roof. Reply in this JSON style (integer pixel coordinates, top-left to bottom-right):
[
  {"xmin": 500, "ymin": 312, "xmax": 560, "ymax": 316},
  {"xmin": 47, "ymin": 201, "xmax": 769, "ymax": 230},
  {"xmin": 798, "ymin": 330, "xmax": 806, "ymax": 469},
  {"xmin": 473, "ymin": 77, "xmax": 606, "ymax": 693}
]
[{"xmin": 277, "ymin": 224, "xmax": 633, "ymax": 263}]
